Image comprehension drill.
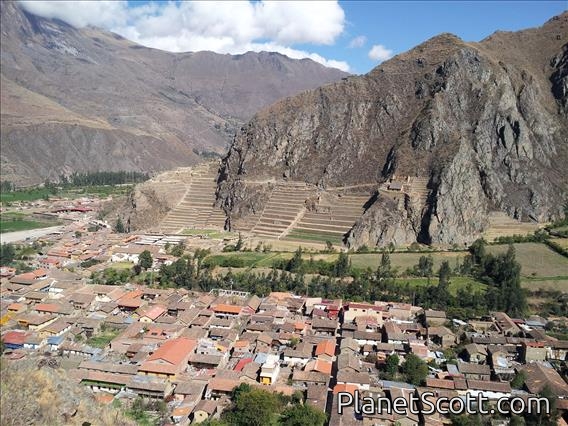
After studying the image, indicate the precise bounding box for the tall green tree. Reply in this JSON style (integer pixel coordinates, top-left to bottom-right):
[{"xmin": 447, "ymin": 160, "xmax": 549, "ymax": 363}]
[
  {"xmin": 402, "ymin": 353, "xmax": 428, "ymax": 386},
  {"xmin": 138, "ymin": 250, "xmax": 153, "ymax": 270},
  {"xmin": 280, "ymin": 404, "xmax": 326, "ymax": 426}
]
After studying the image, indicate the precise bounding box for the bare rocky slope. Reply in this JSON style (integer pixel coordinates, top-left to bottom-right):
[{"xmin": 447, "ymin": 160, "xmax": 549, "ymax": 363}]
[
  {"xmin": 217, "ymin": 13, "xmax": 568, "ymax": 247},
  {"xmin": 0, "ymin": 1, "xmax": 347, "ymax": 185}
]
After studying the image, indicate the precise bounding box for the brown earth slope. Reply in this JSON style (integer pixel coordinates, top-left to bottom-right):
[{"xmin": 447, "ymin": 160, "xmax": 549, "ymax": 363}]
[
  {"xmin": 217, "ymin": 13, "xmax": 568, "ymax": 248},
  {"xmin": 0, "ymin": 1, "xmax": 347, "ymax": 185}
]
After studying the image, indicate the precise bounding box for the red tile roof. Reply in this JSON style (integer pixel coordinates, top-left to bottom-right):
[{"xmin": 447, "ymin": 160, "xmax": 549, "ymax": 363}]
[
  {"xmin": 139, "ymin": 337, "xmax": 197, "ymax": 375},
  {"xmin": 315, "ymin": 339, "xmax": 336, "ymax": 357},
  {"xmin": 213, "ymin": 304, "xmax": 242, "ymax": 315}
]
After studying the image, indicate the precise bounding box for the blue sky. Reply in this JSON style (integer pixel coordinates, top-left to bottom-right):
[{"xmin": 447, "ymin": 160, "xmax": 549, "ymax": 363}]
[
  {"xmin": 20, "ymin": 1, "xmax": 567, "ymax": 74},
  {"xmin": 332, "ymin": 1, "xmax": 567, "ymax": 73}
]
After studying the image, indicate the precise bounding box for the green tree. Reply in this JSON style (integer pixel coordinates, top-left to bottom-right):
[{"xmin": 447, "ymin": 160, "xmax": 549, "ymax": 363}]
[
  {"xmin": 114, "ymin": 217, "xmax": 125, "ymax": 233},
  {"xmin": 334, "ymin": 252, "xmax": 350, "ymax": 277},
  {"xmin": 510, "ymin": 370, "xmax": 526, "ymax": 389},
  {"xmin": 170, "ymin": 241, "xmax": 185, "ymax": 257},
  {"xmin": 287, "ymin": 247, "xmax": 304, "ymax": 273},
  {"xmin": 401, "ymin": 353, "xmax": 428, "ymax": 386},
  {"xmin": 280, "ymin": 404, "xmax": 326, "ymax": 426},
  {"xmin": 138, "ymin": 250, "xmax": 153, "ymax": 270},
  {"xmin": 224, "ymin": 387, "xmax": 282, "ymax": 426},
  {"xmin": 385, "ymin": 354, "xmax": 400, "ymax": 378},
  {"xmin": 0, "ymin": 243, "xmax": 16, "ymax": 266}
]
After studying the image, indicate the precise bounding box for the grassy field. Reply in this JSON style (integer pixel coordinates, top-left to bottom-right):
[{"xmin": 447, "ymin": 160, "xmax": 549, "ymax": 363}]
[
  {"xmin": 182, "ymin": 229, "xmax": 237, "ymax": 239},
  {"xmin": 0, "ymin": 212, "xmax": 59, "ymax": 233},
  {"xmin": 550, "ymin": 238, "xmax": 568, "ymax": 249},
  {"xmin": 487, "ymin": 243, "xmax": 568, "ymax": 277},
  {"xmin": 86, "ymin": 329, "xmax": 120, "ymax": 348},
  {"xmin": 109, "ymin": 261, "xmax": 135, "ymax": 270},
  {"xmin": 0, "ymin": 185, "xmax": 132, "ymax": 203},
  {"xmin": 284, "ymin": 230, "xmax": 344, "ymax": 245},
  {"xmin": 349, "ymin": 251, "xmax": 467, "ymax": 272},
  {"xmin": 394, "ymin": 276, "xmax": 487, "ymax": 296}
]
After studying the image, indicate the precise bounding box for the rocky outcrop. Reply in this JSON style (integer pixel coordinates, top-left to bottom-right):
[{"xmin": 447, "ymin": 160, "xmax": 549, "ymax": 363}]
[{"xmin": 218, "ymin": 13, "xmax": 568, "ymax": 247}]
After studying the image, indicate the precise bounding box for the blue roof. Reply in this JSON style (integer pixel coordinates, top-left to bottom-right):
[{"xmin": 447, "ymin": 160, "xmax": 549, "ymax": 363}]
[{"xmin": 47, "ymin": 335, "xmax": 65, "ymax": 344}]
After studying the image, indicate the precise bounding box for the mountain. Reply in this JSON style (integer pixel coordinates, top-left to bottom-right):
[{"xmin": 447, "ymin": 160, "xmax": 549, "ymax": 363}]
[
  {"xmin": 217, "ymin": 13, "xmax": 568, "ymax": 247},
  {"xmin": 0, "ymin": 1, "xmax": 348, "ymax": 185}
]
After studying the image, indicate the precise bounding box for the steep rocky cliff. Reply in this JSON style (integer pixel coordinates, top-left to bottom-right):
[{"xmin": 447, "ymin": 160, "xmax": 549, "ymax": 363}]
[{"xmin": 217, "ymin": 13, "xmax": 568, "ymax": 247}]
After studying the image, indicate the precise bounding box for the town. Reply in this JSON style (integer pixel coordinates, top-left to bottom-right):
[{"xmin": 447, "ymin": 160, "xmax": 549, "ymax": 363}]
[{"xmin": 1, "ymin": 197, "xmax": 567, "ymax": 425}]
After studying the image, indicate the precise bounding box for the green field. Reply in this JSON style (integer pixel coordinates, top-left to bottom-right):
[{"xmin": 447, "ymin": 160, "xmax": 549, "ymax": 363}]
[
  {"xmin": 487, "ymin": 243, "xmax": 568, "ymax": 277},
  {"xmin": 182, "ymin": 229, "xmax": 237, "ymax": 239},
  {"xmin": 349, "ymin": 251, "xmax": 467, "ymax": 272},
  {"xmin": 86, "ymin": 329, "xmax": 120, "ymax": 348},
  {"xmin": 0, "ymin": 212, "xmax": 59, "ymax": 233},
  {"xmin": 0, "ymin": 185, "xmax": 132, "ymax": 203},
  {"xmin": 394, "ymin": 276, "xmax": 487, "ymax": 295},
  {"xmin": 284, "ymin": 230, "xmax": 344, "ymax": 245}
]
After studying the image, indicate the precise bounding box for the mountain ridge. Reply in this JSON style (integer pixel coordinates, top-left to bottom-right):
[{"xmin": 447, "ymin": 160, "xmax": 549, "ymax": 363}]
[{"xmin": 0, "ymin": 1, "xmax": 348, "ymax": 185}]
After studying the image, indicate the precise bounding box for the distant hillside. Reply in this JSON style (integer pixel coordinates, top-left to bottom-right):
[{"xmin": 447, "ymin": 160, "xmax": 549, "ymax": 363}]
[
  {"xmin": 0, "ymin": 1, "xmax": 347, "ymax": 185},
  {"xmin": 217, "ymin": 13, "xmax": 568, "ymax": 247}
]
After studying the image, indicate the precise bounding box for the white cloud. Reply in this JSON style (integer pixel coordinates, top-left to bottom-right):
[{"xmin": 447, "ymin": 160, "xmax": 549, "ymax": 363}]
[
  {"xmin": 368, "ymin": 44, "xmax": 393, "ymax": 62},
  {"xmin": 18, "ymin": 0, "xmax": 350, "ymax": 71},
  {"xmin": 348, "ymin": 35, "xmax": 367, "ymax": 48}
]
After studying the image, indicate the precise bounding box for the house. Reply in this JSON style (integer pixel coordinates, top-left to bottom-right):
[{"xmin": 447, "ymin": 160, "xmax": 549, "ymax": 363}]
[
  {"xmin": 33, "ymin": 302, "xmax": 74, "ymax": 317},
  {"xmin": 192, "ymin": 400, "xmax": 218, "ymax": 423},
  {"xmin": 423, "ymin": 309, "xmax": 447, "ymax": 327},
  {"xmin": 315, "ymin": 339, "xmax": 336, "ymax": 361},
  {"xmin": 305, "ymin": 358, "xmax": 333, "ymax": 375},
  {"xmin": 457, "ymin": 362, "xmax": 491, "ymax": 381},
  {"xmin": 127, "ymin": 376, "xmax": 174, "ymax": 399},
  {"xmin": 2, "ymin": 330, "xmax": 27, "ymax": 350},
  {"xmin": 427, "ymin": 326, "xmax": 456, "ymax": 348},
  {"xmin": 212, "ymin": 303, "xmax": 242, "ymax": 318},
  {"xmin": 493, "ymin": 312, "xmax": 520, "ymax": 336},
  {"xmin": 522, "ymin": 362, "xmax": 568, "ymax": 398},
  {"xmin": 283, "ymin": 342, "xmax": 313, "ymax": 366},
  {"xmin": 311, "ymin": 317, "xmax": 337, "ymax": 336},
  {"xmin": 139, "ymin": 337, "xmax": 197, "ymax": 379},
  {"xmin": 17, "ymin": 313, "xmax": 57, "ymax": 330},
  {"xmin": 463, "ymin": 343, "xmax": 488, "ymax": 363},
  {"xmin": 343, "ymin": 302, "xmax": 384, "ymax": 324},
  {"xmin": 206, "ymin": 377, "xmax": 240, "ymax": 399},
  {"xmin": 547, "ymin": 340, "xmax": 568, "ymax": 361},
  {"xmin": 521, "ymin": 342, "xmax": 547, "ymax": 362},
  {"xmin": 260, "ymin": 354, "xmax": 281, "ymax": 385},
  {"xmin": 138, "ymin": 305, "xmax": 167, "ymax": 323}
]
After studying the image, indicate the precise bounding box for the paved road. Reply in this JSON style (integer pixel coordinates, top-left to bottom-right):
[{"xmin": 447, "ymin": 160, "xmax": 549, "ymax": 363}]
[{"xmin": 0, "ymin": 226, "xmax": 66, "ymax": 244}]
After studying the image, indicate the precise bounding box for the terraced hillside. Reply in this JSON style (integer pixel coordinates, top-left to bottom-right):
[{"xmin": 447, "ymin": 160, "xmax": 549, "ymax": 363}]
[
  {"xmin": 159, "ymin": 162, "xmax": 226, "ymax": 234},
  {"xmin": 482, "ymin": 212, "xmax": 541, "ymax": 241},
  {"xmin": 248, "ymin": 183, "xmax": 316, "ymax": 239},
  {"xmin": 285, "ymin": 191, "xmax": 372, "ymax": 244}
]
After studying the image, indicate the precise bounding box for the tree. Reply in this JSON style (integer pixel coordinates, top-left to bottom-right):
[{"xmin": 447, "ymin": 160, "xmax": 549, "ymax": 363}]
[
  {"xmin": 385, "ymin": 354, "xmax": 400, "ymax": 378},
  {"xmin": 0, "ymin": 243, "xmax": 16, "ymax": 266},
  {"xmin": 138, "ymin": 250, "xmax": 153, "ymax": 271},
  {"xmin": 510, "ymin": 370, "xmax": 526, "ymax": 389},
  {"xmin": 416, "ymin": 255, "xmax": 434, "ymax": 277},
  {"xmin": 334, "ymin": 252, "xmax": 350, "ymax": 277},
  {"xmin": 170, "ymin": 241, "xmax": 185, "ymax": 257},
  {"xmin": 401, "ymin": 353, "xmax": 428, "ymax": 386},
  {"xmin": 223, "ymin": 387, "xmax": 282, "ymax": 426},
  {"xmin": 235, "ymin": 233, "xmax": 244, "ymax": 251},
  {"xmin": 114, "ymin": 217, "xmax": 125, "ymax": 233},
  {"xmin": 287, "ymin": 247, "xmax": 304, "ymax": 273},
  {"xmin": 280, "ymin": 404, "xmax": 326, "ymax": 426}
]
